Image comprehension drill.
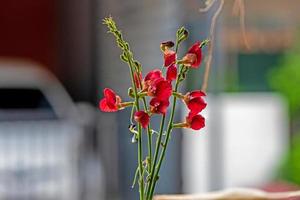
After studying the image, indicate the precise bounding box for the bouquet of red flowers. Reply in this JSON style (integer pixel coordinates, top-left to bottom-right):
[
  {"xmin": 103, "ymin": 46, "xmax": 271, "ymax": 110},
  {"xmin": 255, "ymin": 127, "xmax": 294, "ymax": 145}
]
[{"xmin": 99, "ymin": 17, "xmax": 208, "ymax": 200}]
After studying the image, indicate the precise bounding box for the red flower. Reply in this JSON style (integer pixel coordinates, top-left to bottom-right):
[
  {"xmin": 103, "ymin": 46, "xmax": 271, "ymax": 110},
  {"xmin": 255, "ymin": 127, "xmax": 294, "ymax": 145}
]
[
  {"xmin": 184, "ymin": 90, "xmax": 206, "ymax": 114},
  {"xmin": 181, "ymin": 41, "xmax": 202, "ymax": 68},
  {"xmin": 134, "ymin": 111, "xmax": 150, "ymax": 128},
  {"xmin": 99, "ymin": 88, "xmax": 122, "ymax": 112},
  {"xmin": 166, "ymin": 64, "xmax": 177, "ymax": 82},
  {"xmin": 148, "ymin": 78, "xmax": 172, "ymax": 100},
  {"xmin": 163, "ymin": 49, "xmax": 176, "ymax": 67},
  {"xmin": 150, "ymin": 97, "xmax": 169, "ymax": 115},
  {"xmin": 142, "ymin": 69, "xmax": 163, "ymax": 91},
  {"xmin": 186, "ymin": 112, "xmax": 205, "ymax": 130},
  {"xmin": 160, "ymin": 41, "xmax": 176, "ymax": 67},
  {"xmin": 134, "ymin": 72, "xmax": 142, "ymax": 89}
]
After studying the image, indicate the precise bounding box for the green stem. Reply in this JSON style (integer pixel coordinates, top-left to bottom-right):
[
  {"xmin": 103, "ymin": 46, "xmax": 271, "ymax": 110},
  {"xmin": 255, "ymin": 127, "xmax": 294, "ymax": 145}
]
[
  {"xmin": 142, "ymin": 98, "xmax": 152, "ymax": 171},
  {"xmin": 146, "ymin": 115, "xmax": 166, "ymax": 199},
  {"xmin": 172, "ymin": 122, "xmax": 187, "ymax": 129},
  {"xmin": 129, "ymin": 105, "xmax": 135, "ymax": 124},
  {"xmin": 131, "ymin": 167, "xmax": 139, "ymax": 188},
  {"xmin": 172, "ymin": 91, "xmax": 185, "ymax": 99},
  {"xmin": 103, "ymin": 18, "xmax": 146, "ymax": 200},
  {"xmin": 147, "ymin": 128, "xmax": 152, "ymax": 171},
  {"xmin": 175, "ymin": 41, "xmax": 179, "ymax": 53},
  {"xmin": 146, "ymin": 40, "xmax": 181, "ymax": 199},
  {"xmin": 148, "ymin": 99, "xmax": 177, "ymax": 198},
  {"xmin": 137, "ymin": 123, "xmax": 144, "ymax": 200},
  {"xmin": 128, "ymin": 54, "xmax": 144, "ymax": 200},
  {"xmin": 147, "ymin": 66, "xmax": 182, "ymax": 199}
]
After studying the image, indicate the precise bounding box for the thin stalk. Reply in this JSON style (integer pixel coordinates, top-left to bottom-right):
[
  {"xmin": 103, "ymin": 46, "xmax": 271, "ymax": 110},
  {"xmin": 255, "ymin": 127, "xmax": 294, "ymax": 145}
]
[
  {"xmin": 175, "ymin": 42, "xmax": 179, "ymax": 54},
  {"xmin": 137, "ymin": 123, "xmax": 144, "ymax": 200},
  {"xmin": 103, "ymin": 18, "xmax": 145, "ymax": 199},
  {"xmin": 146, "ymin": 115, "xmax": 166, "ymax": 199},
  {"xmin": 146, "ymin": 41, "xmax": 181, "ymax": 199},
  {"xmin": 129, "ymin": 105, "xmax": 135, "ymax": 124},
  {"xmin": 134, "ymin": 64, "xmax": 153, "ymax": 173},
  {"xmin": 128, "ymin": 54, "xmax": 144, "ymax": 200},
  {"xmin": 131, "ymin": 167, "xmax": 139, "ymax": 188},
  {"xmin": 147, "ymin": 66, "xmax": 182, "ymax": 199},
  {"xmin": 148, "ymin": 89, "xmax": 179, "ymax": 199},
  {"xmin": 142, "ymin": 98, "xmax": 153, "ymax": 171}
]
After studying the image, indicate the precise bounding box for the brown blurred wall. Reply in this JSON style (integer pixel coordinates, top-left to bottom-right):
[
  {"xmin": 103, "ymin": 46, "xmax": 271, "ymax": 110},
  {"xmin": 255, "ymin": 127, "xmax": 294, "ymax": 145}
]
[
  {"xmin": 0, "ymin": 0, "xmax": 95, "ymax": 102},
  {"xmin": 222, "ymin": 0, "xmax": 300, "ymax": 53},
  {"xmin": 0, "ymin": 1, "xmax": 57, "ymax": 70}
]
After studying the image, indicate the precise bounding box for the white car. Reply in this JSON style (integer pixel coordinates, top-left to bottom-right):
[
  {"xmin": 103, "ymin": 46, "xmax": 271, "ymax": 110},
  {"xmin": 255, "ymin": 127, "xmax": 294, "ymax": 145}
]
[{"xmin": 0, "ymin": 59, "xmax": 104, "ymax": 200}]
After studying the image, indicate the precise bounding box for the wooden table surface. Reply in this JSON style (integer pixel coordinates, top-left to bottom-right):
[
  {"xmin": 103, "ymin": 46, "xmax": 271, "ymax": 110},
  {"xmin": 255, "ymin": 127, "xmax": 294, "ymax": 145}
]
[{"xmin": 154, "ymin": 188, "xmax": 300, "ymax": 200}]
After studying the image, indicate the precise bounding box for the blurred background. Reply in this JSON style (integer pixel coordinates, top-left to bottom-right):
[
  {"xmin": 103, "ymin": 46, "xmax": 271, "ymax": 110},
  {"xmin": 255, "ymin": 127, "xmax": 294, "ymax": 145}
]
[{"xmin": 0, "ymin": 0, "xmax": 300, "ymax": 199}]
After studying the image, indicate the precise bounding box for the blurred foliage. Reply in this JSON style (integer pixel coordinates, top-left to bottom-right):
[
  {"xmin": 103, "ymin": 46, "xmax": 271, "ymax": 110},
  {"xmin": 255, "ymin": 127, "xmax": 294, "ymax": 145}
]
[
  {"xmin": 268, "ymin": 38, "xmax": 300, "ymax": 117},
  {"xmin": 278, "ymin": 134, "xmax": 300, "ymax": 185},
  {"xmin": 270, "ymin": 35, "xmax": 300, "ymax": 185}
]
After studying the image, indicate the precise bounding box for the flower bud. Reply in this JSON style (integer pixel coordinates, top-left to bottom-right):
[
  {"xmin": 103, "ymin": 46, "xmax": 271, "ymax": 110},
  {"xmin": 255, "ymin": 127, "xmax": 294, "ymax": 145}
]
[
  {"xmin": 177, "ymin": 27, "xmax": 189, "ymax": 44},
  {"xmin": 120, "ymin": 52, "xmax": 128, "ymax": 62},
  {"xmin": 179, "ymin": 29, "xmax": 189, "ymax": 43},
  {"xmin": 128, "ymin": 87, "xmax": 134, "ymax": 98},
  {"xmin": 134, "ymin": 60, "xmax": 142, "ymax": 72},
  {"xmin": 160, "ymin": 41, "xmax": 175, "ymax": 52}
]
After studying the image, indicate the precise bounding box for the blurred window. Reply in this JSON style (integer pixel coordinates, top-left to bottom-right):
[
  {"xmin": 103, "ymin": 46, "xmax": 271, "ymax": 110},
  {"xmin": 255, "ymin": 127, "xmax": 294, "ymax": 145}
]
[
  {"xmin": 238, "ymin": 53, "xmax": 281, "ymax": 91},
  {"xmin": 0, "ymin": 88, "xmax": 57, "ymax": 120}
]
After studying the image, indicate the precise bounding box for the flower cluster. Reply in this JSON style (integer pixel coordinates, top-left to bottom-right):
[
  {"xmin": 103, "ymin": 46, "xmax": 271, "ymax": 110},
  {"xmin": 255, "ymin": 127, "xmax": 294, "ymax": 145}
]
[
  {"xmin": 99, "ymin": 17, "xmax": 208, "ymax": 200},
  {"xmin": 99, "ymin": 41, "xmax": 207, "ymax": 130}
]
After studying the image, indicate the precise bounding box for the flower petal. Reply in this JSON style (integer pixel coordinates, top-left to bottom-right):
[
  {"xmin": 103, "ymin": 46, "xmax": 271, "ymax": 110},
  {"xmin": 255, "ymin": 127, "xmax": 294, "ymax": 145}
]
[
  {"xmin": 186, "ymin": 112, "xmax": 205, "ymax": 130},
  {"xmin": 164, "ymin": 49, "xmax": 176, "ymax": 67},
  {"xmin": 134, "ymin": 111, "xmax": 150, "ymax": 128},
  {"xmin": 99, "ymin": 99, "xmax": 118, "ymax": 112},
  {"xmin": 184, "ymin": 90, "xmax": 207, "ymax": 113},
  {"xmin": 166, "ymin": 64, "xmax": 177, "ymax": 82},
  {"xmin": 154, "ymin": 78, "xmax": 172, "ymax": 100},
  {"xmin": 187, "ymin": 97, "xmax": 207, "ymax": 113},
  {"xmin": 150, "ymin": 97, "xmax": 169, "ymax": 114},
  {"xmin": 183, "ymin": 41, "xmax": 202, "ymax": 68},
  {"xmin": 189, "ymin": 90, "xmax": 206, "ymax": 98},
  {"xmin": 190, "ymin": 115, "xmax": 205, "ymax": 130},
  {"xmin": 144, "ymin": 69, "xmax": 163, "ymax": 82},
  {"xmin": 104, "ymin": 88, "xmax": 117, "ymax": 104}
]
